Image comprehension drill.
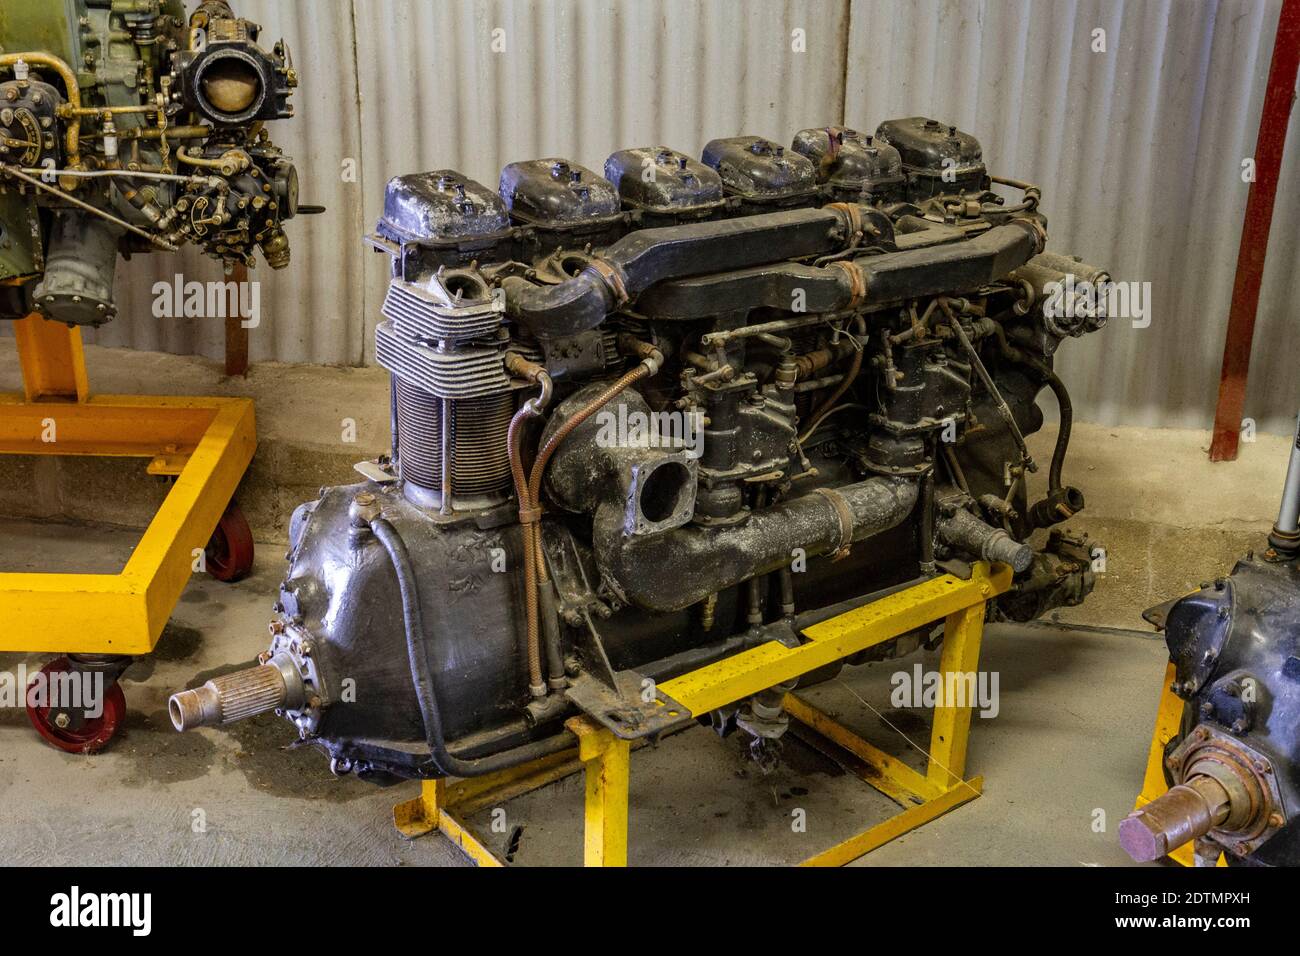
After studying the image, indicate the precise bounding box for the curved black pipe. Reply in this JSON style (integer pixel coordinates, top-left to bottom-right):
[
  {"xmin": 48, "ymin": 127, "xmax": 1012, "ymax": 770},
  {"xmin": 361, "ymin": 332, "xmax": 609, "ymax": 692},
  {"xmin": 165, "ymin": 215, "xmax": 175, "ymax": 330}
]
[
  {"xmin": 1039, "ymin": 365, "xmax": 1073, "ymax": 493},
  {"xmin": 594, "ymin": 476, "xmax": 920, "ymax": 612},
  {"xmin": 370, "ymin": 517, "xmax": 573, "ymax": 777},
  {"xmin": 510, "ymin": 218, "xmax": 1043, "ymax": 332},
  {"xmin": 503, "ymin": 206, "xmax": 853, "ymax": 337},
  {"xmin": 850, "ymin": 221, "xmax": 1042, "ymax": 305},
  {"xmin": 988, "ymin": 323, "xmax": 1083, "ymax": 528}
]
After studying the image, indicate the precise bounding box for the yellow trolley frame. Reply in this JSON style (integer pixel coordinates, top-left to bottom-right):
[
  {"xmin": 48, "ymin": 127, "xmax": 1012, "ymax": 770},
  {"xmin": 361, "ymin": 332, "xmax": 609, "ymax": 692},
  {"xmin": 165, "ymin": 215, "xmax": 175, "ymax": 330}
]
[
  {"xmin": 0, "ymin": 314, "xmax": 255, "ymax": 655},
  {"xmin": 395, "ymin": 561, "xmax": 1011, "ymax": 866}
]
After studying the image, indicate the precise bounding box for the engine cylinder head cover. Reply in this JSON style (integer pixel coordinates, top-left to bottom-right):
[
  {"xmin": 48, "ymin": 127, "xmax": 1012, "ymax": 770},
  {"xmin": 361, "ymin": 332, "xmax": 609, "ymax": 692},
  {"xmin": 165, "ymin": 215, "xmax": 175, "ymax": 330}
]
[
  {"xmin": 701, "ymin": 135, "xmax": 818, "ymax": 208},
  {"xmin": 499, "ymin": 158, "xmax": 621, "ymax": 228},
  {"xmin": 791, "ymin": 126, "xmax": 905, "ymax": 202},
  {"xmin": 604, "ymin": 146, "xmax": 725, "ymax": 223},
  {"xmin": 874, "ymin": 117, "xmax": 987, "ymax": 200},
  {"xmin": 377, "ymin": 170, "xmax": 512, "ymax": 248}
]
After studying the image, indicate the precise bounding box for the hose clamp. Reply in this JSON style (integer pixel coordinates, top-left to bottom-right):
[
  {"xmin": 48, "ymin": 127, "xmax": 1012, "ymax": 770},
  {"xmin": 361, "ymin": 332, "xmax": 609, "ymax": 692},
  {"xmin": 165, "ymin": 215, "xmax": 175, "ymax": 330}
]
[
  {"xmin": 829, "ymin": 259, "xmax": 867, "ymax": 306},
  {"xmin": 584, "ymin": 257, "xmax": 629, "ymax": 308},
  {"xmin": 827, "ymin": 201, "xmax": 864, "ymax": 241},
  {"xmin": 812, "ymin": 487, "xmax": 855, "ymax": 561}
]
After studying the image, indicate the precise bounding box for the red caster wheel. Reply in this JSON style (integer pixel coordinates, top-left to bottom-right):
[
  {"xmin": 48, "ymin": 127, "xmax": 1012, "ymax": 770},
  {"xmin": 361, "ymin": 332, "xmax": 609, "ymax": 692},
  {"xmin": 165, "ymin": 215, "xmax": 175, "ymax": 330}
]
[
  {"xmin": 206, "ymin": 503, "xmax": 254, "ymax": 582},
  {"xmin": 26, "ymin": 657, "xmax": 127, "ymax": 754}
]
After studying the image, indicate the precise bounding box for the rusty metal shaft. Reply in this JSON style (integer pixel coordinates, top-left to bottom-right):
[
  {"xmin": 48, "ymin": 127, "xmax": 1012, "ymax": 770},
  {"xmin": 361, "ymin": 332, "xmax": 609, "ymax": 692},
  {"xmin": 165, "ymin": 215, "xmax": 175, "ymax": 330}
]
[{"xmin": 1118, "ymin": 775, "xmax": 1232, "ymax": 862}]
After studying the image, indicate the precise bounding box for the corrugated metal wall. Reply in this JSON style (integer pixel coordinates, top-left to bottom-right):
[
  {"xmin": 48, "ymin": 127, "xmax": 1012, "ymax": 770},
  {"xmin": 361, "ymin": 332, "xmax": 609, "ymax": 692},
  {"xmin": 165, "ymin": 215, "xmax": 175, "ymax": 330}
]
[{"xmin": 82, "ymin": 0, "xmax": 1296, "ymax": 432}]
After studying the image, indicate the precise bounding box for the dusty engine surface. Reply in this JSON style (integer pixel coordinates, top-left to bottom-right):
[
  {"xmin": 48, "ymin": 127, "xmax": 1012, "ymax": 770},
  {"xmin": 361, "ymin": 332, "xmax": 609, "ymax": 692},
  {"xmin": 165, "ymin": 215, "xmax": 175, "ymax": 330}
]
[
  {"xmin": 0, "ymin": 0, "xmax": 303, "ymax": 326},
  {"xmin": 172, "ymin": 119, "xmax": 1107, "ymax": 784}
]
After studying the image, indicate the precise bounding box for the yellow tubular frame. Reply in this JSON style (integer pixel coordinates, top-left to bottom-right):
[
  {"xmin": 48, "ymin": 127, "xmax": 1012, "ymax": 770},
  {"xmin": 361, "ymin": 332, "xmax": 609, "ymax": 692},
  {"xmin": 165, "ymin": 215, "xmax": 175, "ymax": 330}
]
[
  {"xmin": 395, "ymin": 561, "xmax": 1011, "ymax": 866},
  {"xmin": 0, "ymin": 314, "xmax": 256, "ymax": 655}
]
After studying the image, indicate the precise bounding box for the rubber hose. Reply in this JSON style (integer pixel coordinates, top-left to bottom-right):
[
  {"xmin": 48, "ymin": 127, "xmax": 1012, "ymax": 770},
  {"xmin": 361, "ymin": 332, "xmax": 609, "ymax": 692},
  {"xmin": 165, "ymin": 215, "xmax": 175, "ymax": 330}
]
[{"xmin": 370, "ymin": 517, "xmax": 573, "ymax": 777}]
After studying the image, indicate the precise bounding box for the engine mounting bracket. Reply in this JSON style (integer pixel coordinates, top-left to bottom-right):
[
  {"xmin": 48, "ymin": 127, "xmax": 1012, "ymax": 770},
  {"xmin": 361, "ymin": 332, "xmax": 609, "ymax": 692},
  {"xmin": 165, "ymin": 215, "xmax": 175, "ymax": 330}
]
[{"xmin": 563, "ymin": 670, "xmax": 692, "ymax": 740}]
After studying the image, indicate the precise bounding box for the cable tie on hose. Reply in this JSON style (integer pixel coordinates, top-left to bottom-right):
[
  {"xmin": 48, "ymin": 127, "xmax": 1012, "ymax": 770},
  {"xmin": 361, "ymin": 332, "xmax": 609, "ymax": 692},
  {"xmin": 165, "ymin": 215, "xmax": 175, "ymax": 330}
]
[{"xmin": 517, "ymin": 504, "xmax": 542, "ymax": 524}]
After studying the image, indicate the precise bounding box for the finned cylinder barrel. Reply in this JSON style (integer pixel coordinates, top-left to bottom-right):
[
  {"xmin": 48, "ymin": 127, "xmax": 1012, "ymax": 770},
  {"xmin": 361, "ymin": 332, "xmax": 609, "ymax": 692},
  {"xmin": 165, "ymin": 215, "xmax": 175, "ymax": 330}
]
[{"xmin": 169, "ymin": 655, "xmax": 303, "ymax": 731}]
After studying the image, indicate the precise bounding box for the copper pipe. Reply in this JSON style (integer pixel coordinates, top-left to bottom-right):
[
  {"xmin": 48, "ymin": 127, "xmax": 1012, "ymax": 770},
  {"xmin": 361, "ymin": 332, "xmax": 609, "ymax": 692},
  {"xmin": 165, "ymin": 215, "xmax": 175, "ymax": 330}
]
[
  {"xmin": 515, "ymin": 346, "xmax": 662, "ymax": 697},
  {"xmin": 0, "ymin": 53, "xmax": 82, "ymax": 167},
  {"xmin": 508, "ymin": 412, "xmax": 544, "ymax": 696},
  {"xmin": 504, "ymin": 353, "xmax": 553, "ymax": 697},
  {"xmin": 525, "ymin": 362, "xmax": 656, "ymax": 508},
  {"xmin": 797, "ymin": 316, "xmax": 866, "ymax": 444}
]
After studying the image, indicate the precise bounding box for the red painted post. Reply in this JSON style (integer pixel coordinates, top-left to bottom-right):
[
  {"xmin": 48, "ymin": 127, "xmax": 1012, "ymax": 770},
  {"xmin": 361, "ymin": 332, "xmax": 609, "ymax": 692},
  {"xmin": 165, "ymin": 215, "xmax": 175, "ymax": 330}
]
[
  {"xmin": 1209, "ymin": 0, "xmax": 1300, "ymax": 461},
  {"xmin": 224, "ymin": 262, "xmax": 250, "ymax": 378}
]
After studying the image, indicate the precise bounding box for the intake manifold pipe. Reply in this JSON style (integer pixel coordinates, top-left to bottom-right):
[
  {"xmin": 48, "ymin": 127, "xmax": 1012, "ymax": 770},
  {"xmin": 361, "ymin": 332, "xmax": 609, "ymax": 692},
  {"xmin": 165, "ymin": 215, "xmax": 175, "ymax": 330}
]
[
  {"xmin": 502, "ymin": 205, "xmax": 862, "ymax": 337},
  {"xmin": 594, "ymin": 476, "xmax": 921, "ymax": 612},
  {"xmin": 935, "ymin": 507, "xmax": 1033, "ymax": 573},
  {"xmin": 168, "ymin": 653, "xmax": 305, "ymax": 731}
]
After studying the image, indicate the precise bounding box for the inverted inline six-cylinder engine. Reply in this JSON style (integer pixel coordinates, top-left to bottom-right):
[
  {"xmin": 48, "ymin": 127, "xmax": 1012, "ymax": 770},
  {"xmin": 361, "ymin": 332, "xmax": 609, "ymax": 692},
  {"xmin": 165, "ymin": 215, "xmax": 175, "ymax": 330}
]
[{"xmin": 171, "ymin": 119, "xmax": 1107, "ymax": 783}]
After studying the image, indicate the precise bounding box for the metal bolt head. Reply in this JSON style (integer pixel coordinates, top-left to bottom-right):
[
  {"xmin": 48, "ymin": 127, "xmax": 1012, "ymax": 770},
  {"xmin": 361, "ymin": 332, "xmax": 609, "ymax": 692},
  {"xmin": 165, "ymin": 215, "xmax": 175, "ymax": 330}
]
[{"xmin": 53, "ymin": 712, "xmax": 70, "ymax": 729}]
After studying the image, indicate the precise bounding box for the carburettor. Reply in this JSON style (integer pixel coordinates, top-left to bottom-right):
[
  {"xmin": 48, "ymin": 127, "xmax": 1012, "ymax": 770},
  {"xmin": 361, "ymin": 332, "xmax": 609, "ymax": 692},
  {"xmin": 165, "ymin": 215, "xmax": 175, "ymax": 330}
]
[
  {"xmin": 0, "ymin": 0, "xmax": 303, "ymax": 326},
  {"xmin": 171, "ymin": 119, "xmax": 1108, "ymax": 785}
]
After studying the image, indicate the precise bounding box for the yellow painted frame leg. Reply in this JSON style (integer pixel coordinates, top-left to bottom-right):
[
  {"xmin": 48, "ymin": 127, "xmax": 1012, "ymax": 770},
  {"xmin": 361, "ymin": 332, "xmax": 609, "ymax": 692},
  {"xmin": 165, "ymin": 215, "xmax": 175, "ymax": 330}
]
[
  {"xmin": 567, "ymin": 716, "xmax": 631, "ymax": 867},
  {"xmin": 927, "ymin": 600, "xmax": 987, "ymax": 790},
  {"xmin": 1133, "ymin": 661, "xmax": 1226, "ymax": 867},
  {"xmin": 791, "ymin": 599, "xmax": 991, "ymax": 866},
  {"xmin": 393, "ymin": 779, "xmax": 504, "ymax": 867},
  {"xmin": 390, "ymin": 565, "xmax": 1009, "ymax": 867},
  {"xmin": 787, "ymin": 692, "xmax": 984, "ymax": 866},
  {"xmin": 13, "ymin": 313, "xmax": 88, "ymax": 401}
]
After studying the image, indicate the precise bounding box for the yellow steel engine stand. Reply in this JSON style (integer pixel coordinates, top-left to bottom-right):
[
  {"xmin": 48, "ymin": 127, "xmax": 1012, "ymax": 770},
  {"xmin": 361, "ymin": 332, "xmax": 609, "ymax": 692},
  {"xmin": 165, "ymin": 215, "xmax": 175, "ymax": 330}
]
[
  {"xmin": 0, "ymin": 313, "xmax": 255, "ymax": 657},
  {"xmin": 395, "ymin": 561, "xmax": 1011, "ymax": 866}
]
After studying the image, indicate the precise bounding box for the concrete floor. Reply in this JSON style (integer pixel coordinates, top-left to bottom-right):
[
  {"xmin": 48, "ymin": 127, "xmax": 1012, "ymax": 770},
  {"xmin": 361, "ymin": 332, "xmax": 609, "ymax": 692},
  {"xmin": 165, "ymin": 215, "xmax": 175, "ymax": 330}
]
[
  {"xmin": 2, "ymin": 516, "xmax": 1165, "ymax": 867},
  {"xmin": 1, "ymin": 344, "xmax": 1291, "ymax": 866}
]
